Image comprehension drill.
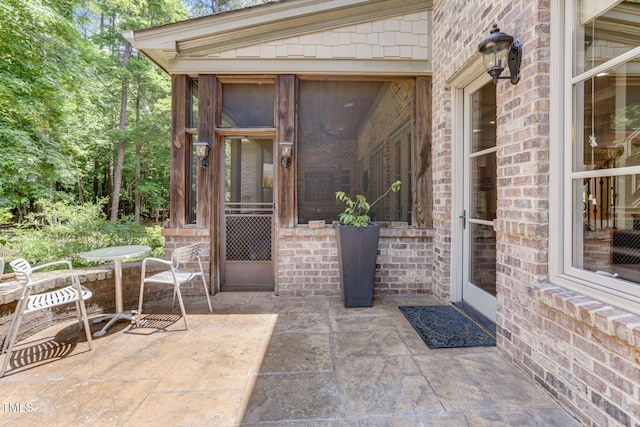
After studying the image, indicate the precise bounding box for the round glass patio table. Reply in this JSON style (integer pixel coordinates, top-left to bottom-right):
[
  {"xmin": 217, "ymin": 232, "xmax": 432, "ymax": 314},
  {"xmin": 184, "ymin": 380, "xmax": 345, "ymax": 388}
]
[{"xmin": 80, "ymin": 245, "xmax": 151, "ymax": 337}]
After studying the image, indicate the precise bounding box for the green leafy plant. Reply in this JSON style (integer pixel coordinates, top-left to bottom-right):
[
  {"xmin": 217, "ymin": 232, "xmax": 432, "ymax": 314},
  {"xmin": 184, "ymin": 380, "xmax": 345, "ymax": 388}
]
[
  {"xmin": 4, "ymin": 199, "xmax": 164, "ymax": 266},
  {"xmin": 335, "ymin": 180, "xmax": 401, "ymax": 227}
]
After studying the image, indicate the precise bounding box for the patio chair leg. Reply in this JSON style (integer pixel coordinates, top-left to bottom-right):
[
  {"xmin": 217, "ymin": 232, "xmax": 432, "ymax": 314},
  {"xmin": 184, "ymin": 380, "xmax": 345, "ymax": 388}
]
[
  {"xmin": 1, "ymin": 311, "xmax": 26, "ymax": 377},
  {"xmin": 77, "ymin": 300, "xmax": 93, "ymax": 351},
  {"xmin": 172, "ymin": 287, "xmax": 177, "ymax": 309},
  {"xmin": 174, "ymin": 286, "xmax": 189, "ymax": 330},
  {"xmin": 137, "ymin": 279, "xmax": 145, "ymax": 327},
  {"xmin": 203, "ymin": 279, "xmax": 212, "ymax": 313},
  {"xmin": 1, "ymin": 296, "xmax": 28, "ymax": 356}
]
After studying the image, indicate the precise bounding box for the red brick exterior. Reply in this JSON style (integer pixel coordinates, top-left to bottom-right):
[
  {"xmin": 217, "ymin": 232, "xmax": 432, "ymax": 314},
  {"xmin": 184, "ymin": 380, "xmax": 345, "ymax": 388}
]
[
  {"xmin": 276, "ymin": 225, "xmax": 433, "ymax": 297},
  {"xmin": 432, "ymin": 1, "xmax": 640, "ymax": 426}
]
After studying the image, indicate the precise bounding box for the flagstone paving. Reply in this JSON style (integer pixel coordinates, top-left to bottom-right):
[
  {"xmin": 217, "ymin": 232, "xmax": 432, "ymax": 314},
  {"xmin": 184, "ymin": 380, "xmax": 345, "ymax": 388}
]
[{"xmin": 0, "ymin": 293, "xmax": 582, "ymax": 426}]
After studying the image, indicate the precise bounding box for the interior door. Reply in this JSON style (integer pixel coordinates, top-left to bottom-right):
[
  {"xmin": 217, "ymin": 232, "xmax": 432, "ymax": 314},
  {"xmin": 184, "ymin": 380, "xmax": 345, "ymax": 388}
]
[
  {"xmin": 462, "ymin": 79, "xmax": 497, "ymax": 322},
  {"xmin": 220, "ymin": 136, "xmax": 274, "ymax": 291}
]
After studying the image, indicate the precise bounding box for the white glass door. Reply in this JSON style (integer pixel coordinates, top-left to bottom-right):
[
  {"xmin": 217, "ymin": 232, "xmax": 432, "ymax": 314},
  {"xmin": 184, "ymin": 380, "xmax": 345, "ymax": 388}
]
[{"xmin": 462, "ymin": 79, "xmax": 497, "ymax": 322}]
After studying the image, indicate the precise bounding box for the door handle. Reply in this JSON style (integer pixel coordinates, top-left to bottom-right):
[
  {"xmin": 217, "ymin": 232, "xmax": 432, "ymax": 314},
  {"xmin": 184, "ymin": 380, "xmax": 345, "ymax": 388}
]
[{"xmin": 459, "ymin": 210, "xmax": 466, "ymax": 229}]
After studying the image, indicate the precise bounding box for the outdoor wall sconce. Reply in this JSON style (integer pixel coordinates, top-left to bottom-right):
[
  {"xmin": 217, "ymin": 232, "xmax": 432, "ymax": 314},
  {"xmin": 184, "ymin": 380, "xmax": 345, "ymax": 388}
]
[
  {"xmin": 193, "ymin": 140, "xmax": 210, "ymax": 167},
  {"xmin": 280, "ymin": 140, "xmax": 293, "ymax": 168},
  {"xmin": 478, "ymin": 24, "xmax": 522, "ymax": 85}
]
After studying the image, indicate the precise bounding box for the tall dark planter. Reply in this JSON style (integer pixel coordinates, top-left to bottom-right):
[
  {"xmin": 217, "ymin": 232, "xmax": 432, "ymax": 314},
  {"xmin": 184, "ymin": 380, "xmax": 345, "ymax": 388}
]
[{"xmin": 335, "ymin": 222, "xmax": 380, "ymax": 308}]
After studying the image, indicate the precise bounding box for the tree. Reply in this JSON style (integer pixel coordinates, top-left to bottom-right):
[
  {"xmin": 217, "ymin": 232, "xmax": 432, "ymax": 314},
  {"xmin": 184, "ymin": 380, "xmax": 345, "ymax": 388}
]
[
  {"xmin": 79, "ymin": 0, "xmax": 186, "ymax": 221},
  {"xmin": 184, "ymin": 0, "xmax": 272, "ymax": 17},
  {"xmin": 0, "ymin": 0, "xmax": 93, "ymax": 219}
]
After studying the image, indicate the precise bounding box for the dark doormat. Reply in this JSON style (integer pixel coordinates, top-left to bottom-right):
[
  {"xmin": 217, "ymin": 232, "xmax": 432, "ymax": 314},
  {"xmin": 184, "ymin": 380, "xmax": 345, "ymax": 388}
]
[{"xmin": 399, "ymin": 305, "xmax": 496, "ymax": 349}]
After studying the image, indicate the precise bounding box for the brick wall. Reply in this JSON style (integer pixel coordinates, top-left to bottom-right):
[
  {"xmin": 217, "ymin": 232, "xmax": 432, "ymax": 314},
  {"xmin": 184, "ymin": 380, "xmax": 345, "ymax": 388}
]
[
  {"xmin": 277, "ymin": 225, "xmax": 433, "ymax": 297},
  {"xmin": 162, "ymin": 226, "xmax": 212, "ymax": 296},
  {"xmin": 432, "ymin": 1, "xmax": 640, "ymax": 426}
]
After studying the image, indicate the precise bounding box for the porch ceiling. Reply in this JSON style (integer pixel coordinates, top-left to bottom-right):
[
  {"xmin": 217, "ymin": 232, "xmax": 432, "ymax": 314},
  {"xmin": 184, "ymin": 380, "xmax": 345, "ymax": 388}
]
[
  {"xmin": 593, "ymin": 1, "xmax": 640, "ymax": 45},
  {"xmin": 298, "ymin": 81, "xmax": 386, "ymax": 143}
]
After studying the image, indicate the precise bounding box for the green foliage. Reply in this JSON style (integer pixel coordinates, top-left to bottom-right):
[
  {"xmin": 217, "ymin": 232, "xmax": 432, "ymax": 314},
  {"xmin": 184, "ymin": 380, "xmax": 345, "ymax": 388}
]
[
  {"xmin": 3, "ymin": 199, "xmax": 163, "ymax": 267},
  {"xmin": 335, "ymin": 181, "xmax": 401, "ymax": 228},
  {"xmin": 0, "ymin": 0, "xmax": 185, "ymax": 222},
  {"xmin": 184, "ymin": 0, "xmax": 273, "ymax": 17}
]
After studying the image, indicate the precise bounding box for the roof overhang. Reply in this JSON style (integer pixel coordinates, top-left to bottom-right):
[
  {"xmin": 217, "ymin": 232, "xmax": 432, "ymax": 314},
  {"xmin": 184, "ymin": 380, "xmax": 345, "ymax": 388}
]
[{"xmin": 124, "ymin": 0, "xmax": 432, "ymax": 76}]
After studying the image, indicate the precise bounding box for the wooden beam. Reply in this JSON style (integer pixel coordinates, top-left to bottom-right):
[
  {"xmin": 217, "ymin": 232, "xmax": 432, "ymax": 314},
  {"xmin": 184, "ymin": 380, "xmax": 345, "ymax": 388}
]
[
  {"xmin": 170, "ymin": 75, "xmax": 190, "ymax": 227},
  {"xmin": 415, "ymin": 76, "xmax": 433, "ymax": 229},
  {"xmin": 277, "ymin": 75, "xmax": 297, "ymax": 228},
  {"xmin": 197, "ymin": 75, "xmax": 216, "ymax": 228}
]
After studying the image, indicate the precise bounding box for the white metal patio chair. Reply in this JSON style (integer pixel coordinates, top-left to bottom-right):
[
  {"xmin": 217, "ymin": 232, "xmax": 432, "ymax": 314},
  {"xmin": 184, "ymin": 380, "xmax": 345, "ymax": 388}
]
[
  {"xmin": 1, "ymin": 259, "xmax": 93, "ymax": 377},
  {"xmin": 138, "ymin": 243, "xmax": 212, "ymax": 330}
]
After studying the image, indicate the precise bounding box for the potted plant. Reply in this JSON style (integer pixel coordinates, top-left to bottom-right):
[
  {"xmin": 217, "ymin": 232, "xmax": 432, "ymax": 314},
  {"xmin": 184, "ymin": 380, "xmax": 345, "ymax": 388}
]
[{"xmin": 335, "ymin": 180, "xmax": 401, "ymax": 307}]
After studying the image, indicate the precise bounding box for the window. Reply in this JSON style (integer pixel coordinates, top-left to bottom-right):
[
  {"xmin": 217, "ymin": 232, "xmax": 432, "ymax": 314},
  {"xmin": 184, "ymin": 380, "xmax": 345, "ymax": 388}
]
[
  {"xmin": 189, "ymin": 79, "xmax": 198, "ymax": 224},
  {"xmin": 221, "ymin": 83, "xmax": 274, "ymax": 127},
  {"xmin": 390, "ymin": 123, "xmax": 412, "ymax": 223},
  {"xmin": 564, "ymin": 0, "xmax": 640, "ymax": 306},
  {"xmin": 296, "ymin": 79, "xmax": 414, "ymax": 224}
]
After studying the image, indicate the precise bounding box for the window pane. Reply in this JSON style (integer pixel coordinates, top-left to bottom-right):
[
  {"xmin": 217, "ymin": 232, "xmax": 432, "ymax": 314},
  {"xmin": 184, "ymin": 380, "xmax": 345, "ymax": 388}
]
[
  {"xmin": 574, "ymin": 174, "xmax": 640, "ymax": 286},
  {"xmin": 190, "ymin": 135, "xmax": 197, "ymax": 224},
  {"xmin": 221, "ymin": 84, "xmax": 274, "ymax": 127},
  {"xmin": 297, "ymin": 80, "xmax": 414, "ymax": 224},
  {"xmin": 574, "ymin": 1, "xmax": 639, "ymax": 75},
  {"xmin": 191, "ymin": 79, "xmax": 198, "ymax": 128},
  {"xmin": 471, "ymin": 153, "xmax": 497, "ymax": 221},
  {"xmin": 470, "ymin": 222, "xmax": 496, "ymax": 295},
  {"xmin": 471, "ymin": 83, "xmax": 496, "ymax": 152},
  {"xmin": 573, "ymin": 60, "xmax": 640, "ymax": 174}
]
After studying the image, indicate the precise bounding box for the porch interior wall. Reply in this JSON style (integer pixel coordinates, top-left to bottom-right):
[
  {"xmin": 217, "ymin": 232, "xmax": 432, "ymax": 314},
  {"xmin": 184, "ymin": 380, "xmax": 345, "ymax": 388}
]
[{"xmin": 357, "ymin": 80, "xmax": 414, "ymax": 219}]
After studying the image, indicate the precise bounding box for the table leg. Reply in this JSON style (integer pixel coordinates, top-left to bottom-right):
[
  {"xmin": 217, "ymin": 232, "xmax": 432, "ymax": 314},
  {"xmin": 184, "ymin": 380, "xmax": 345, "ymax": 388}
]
[
  {"xmin": 93, "ymin": 259, "xmax": 134, "ymax": 337},
  {"xmin": 92, "ymin": 312, "xmax": 137, "ymax": 337}
]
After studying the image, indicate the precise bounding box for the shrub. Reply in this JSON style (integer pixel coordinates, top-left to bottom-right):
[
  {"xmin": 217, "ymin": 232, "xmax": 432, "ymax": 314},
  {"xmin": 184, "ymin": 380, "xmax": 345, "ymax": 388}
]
[{"xmin": 4, "ymin": 199, "xmax": 164, "ymax": 267}]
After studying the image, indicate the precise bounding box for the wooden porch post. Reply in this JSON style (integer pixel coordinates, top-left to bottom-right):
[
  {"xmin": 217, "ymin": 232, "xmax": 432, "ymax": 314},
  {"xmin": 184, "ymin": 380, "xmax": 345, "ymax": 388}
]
[
  {"xmin": 196, "ymin": 75, "xmax": 216, "ymax": 228},
  {"xmin": 415, "ymin": 76, "xmax": 433, "ymax": 229},
  {"xmin": 170, "ymin": 75, "xmax": 191, "ymax": 227},
  {"xmin": 277, "ymin": 75, "xmax": 297, "ymax": 228}
]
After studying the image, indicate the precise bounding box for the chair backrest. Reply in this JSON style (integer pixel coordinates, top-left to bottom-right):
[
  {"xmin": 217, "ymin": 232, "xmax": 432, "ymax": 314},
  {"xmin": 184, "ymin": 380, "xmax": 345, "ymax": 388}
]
[
  {"xmin": 10, "ymin": 258, "xmax": 33, "ymax": 276},
  {"xmin": 0, "ymin": 257, "xmax": 3, "ymax": 275},
  {"xmin": 171, "ymin": 243, "xmax": 200, "ymax": 268},
  {"xmin": 8, "ymin": 260, "xmax": 34, "ymax": 299}
]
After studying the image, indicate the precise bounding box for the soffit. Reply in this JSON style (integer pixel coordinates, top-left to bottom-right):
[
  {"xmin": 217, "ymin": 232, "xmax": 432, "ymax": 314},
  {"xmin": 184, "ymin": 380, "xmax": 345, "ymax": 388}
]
[
  {"xmin": 125, "ymin": 0, "xmax": 431, "ymax": 73},
  {"xmin": 594, "ymin": 1, "xmax": 640, "ymax": 45}
]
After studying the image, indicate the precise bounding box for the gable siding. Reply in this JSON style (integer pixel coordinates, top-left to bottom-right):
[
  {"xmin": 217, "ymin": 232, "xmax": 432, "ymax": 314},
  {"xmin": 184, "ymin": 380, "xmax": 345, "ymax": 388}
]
[{"xmin": 199, "ymin": 12, "xmax": 431, "ymax": 62}]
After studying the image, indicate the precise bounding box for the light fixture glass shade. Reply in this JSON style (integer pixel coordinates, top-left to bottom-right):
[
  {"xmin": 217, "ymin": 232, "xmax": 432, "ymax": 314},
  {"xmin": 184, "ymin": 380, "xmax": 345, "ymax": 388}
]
[
  {"xmin": 478, "ymin": 24, "xmax": 516, "ymax": 83},
  {"xmin": 279, "ymin": 140, "xmax": 293, "ymax": 168},
  {"xmin": 193, "ymin": 140, "xmax": 210, "ymax": 166}
]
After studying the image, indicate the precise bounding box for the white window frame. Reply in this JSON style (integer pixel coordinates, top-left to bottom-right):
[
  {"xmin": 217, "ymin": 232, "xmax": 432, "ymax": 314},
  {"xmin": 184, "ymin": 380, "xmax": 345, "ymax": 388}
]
[{"xmin": 550, "ymin": 0, "xmax": 640, "ymax": 314}]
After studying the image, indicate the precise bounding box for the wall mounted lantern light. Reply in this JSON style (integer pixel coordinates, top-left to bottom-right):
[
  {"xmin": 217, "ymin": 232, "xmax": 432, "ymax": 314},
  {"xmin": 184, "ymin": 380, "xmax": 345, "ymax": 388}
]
[
  {"xmin": 193, "ymin": 140, "xmax": 210, "ymax": 167},
  {"xmin": 280, "ymin": 140, "xmax": 293, "ymax": 168},
  {"xmin": 478, "ymin": 24, "xmax": 522, "ymax": 85}
]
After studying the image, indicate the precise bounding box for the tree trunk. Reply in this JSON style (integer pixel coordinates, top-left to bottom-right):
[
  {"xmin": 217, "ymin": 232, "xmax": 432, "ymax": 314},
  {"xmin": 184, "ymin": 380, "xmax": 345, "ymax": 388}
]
[
  {"xmin": 134, "ymin": 82, "xmax": 142, "ymax": 223},
  {"xmin": 110, "ymin": 39, "xmax": 132, "ymax": 221}
]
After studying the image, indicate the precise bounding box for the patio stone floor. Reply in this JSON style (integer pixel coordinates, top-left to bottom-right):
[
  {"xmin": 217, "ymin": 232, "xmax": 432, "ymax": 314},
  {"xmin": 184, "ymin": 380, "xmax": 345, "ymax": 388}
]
[{"xmin": 0, "ymin": 292, "xmax": 582, "ymax": 426}]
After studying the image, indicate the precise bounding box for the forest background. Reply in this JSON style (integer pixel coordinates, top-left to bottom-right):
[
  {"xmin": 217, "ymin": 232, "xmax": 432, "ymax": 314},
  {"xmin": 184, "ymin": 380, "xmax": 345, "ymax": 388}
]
[{"xmin": 0, "ymin": 0, "xmax": 268, "ymax": 266}]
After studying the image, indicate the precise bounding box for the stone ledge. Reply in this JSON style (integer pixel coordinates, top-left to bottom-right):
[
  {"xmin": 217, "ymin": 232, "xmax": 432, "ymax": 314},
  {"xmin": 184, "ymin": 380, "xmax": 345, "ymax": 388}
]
[
  {"xmin": 538, "ymin": 284, "xmax": 640, "ymax": 350},
  {"xmin": 161, "ymin": 226, "xmax": 210, "ymax": 237},
  {"xmin": 279, "ymin": 224, "xmax": 434, "ymax": 239},
  {"xmin": 0, "ymin": 266, "xmax": 114, "ymax": 306}
]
